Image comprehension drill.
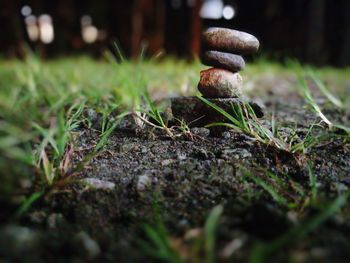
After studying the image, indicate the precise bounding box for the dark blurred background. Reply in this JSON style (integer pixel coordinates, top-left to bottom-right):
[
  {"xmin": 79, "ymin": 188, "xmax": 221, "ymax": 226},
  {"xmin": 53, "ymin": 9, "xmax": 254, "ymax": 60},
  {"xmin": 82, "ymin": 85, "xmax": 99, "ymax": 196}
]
[{"xmin": 1, "ymin": 0, "xmax": 350, "ymax": 66}]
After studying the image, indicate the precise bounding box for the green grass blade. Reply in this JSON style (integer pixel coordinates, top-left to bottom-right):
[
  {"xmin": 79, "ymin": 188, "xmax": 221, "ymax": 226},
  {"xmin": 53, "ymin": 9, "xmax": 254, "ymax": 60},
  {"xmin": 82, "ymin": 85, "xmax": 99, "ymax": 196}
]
[
  {"xmin": 204, "ymin": 205, "xmax": 223, "ymax": 263},
  {"xmin": 16, "ymin": 191, "xmax": 43, "ymax": 218},
  {"xmin": 95, "ymin": 123, "xmax": 117, "ymax": 152},
  {"xmin": 113, "ymin": 42, "xmax": 125, "ymax": 63},
  {"xmin": 232, "ymin": 103, "xmax": 249, "ymax": 131},
  {"xmin": 307, "ymin": 161, "xmax": 317, "ymax": 202},
  {"xmin": 143, "ymin": 92, "xmax": 165, "ymax": 127},
  {"xmin": 205, "ymin": 122, "xmax": 242, "ymax": 132},
  {"xmin": 197, "ymin": 96, "xmax": 242, "ymax": 127},
  {"xmin": 243, "ymin": 169, "xmax": 288, "ymax": 206}
]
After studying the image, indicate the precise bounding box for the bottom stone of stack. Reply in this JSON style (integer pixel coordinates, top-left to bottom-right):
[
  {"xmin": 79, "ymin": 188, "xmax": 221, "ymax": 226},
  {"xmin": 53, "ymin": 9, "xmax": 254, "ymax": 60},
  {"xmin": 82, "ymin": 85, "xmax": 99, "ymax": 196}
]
[{"xmin": 170, "ymin": 96, "xmax": 264, "ymax": 127}]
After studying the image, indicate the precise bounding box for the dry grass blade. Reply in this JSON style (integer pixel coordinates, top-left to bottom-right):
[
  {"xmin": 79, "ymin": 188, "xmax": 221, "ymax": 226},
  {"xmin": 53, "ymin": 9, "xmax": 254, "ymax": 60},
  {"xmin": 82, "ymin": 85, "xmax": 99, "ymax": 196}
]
[
  {"xmin": 307, "ymin": 70, "xmax": 343, "ymax": 108},
  {"xmin": 298, "ymin": 76, "xmax": 332, "ymax": 126},
  {"xmin": 59, "ymin": 143, "xmax": 74, "ymax": 175},
  {"xmin": 39, "ymin": 149, "xmax": 55, "ymax": 186}
]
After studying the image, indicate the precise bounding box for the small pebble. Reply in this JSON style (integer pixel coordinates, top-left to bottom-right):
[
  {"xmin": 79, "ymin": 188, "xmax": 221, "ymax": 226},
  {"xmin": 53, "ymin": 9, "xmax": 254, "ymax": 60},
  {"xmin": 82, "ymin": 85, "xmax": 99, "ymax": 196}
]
[
  {"xmin": 195, "ymin": 148, "xmax": 214, "ymax": 160},
  {"xmin": 73, "ymin": 231, "xmax": 100, "ymax": 259},
  {"xmin": 140, "ymin": 146, "xmax": 148, "ymax": 153},
  {"xmin": 161, "ymin": 159, "xmax": 175, "ymax": 166},
  {"xmin": 84, "ymin": 108, "xmax": 102, "ymax": 129},
  {"xmin": 220, "ymin": 237, "xmax": 246, "ymax": 259},
  {"xmin": 137, "ymin": 174, "xmax": 152, "ymax": 192},
  {"xmin": 202, "ymin": 27, "xmax": 260, "ymax": 54},
  {"xmin": 82, "ymin": 178, "xmax": 115, "ymax": 190},
  {"xmin": 222, "ymin": 131, "xmax": 232, "ymax": 139},
  {"xmin": 201, "ymin": 50, "xmax": 245, "ymax": 72},
  {"xmin": 47, "ymin": 213, "xmax": 65, "ymax": 229},
  {"xmin": 191, "ymin": 127, "xmax": 210, "ymax": 137},
  {"xmin": 29, "ymin": 211, "xmax": 47, "ymax": 224},
  {"xmin": 198, "ymin": 68, "xmax": 243, "ymax": 98},
  {"xmin": 176, "ymin": 151, "xmax": 187, "ymax": 161}
]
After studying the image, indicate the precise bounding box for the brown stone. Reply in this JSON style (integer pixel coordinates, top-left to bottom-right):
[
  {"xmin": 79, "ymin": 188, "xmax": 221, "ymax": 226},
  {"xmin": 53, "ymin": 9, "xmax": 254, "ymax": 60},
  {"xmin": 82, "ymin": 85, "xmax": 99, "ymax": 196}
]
[
  {"xmin": 201, "ymin": 50, "xmax": 245, "ymax": 72},
  {"xmin": 198, "ymin": 68, "xmax": 243, "ymax": 98},
  {"xmin": 202, "ymin": 27, "xmax": 260, "ymax": 54}
]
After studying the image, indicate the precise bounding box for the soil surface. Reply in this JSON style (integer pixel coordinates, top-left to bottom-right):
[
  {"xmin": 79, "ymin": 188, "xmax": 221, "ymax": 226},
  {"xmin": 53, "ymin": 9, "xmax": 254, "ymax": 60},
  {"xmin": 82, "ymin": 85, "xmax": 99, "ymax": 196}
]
[{"xmin": 1, "ymin": 90, "xmax": 350, "ymax": 263}]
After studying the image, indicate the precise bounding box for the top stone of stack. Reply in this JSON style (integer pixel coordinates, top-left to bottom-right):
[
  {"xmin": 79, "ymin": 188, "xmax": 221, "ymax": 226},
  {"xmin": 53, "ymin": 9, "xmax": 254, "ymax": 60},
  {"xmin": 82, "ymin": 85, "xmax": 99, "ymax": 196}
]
[{"xmin": 202, "ymin": 27, "xmax": 260, "ymax": 55}]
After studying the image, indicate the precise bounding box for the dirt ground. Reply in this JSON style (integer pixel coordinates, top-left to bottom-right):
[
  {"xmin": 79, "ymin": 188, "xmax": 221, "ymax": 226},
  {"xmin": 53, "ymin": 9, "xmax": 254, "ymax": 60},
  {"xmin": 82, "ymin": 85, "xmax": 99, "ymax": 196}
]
[{"xmin": 1, "ymin": 87, "xmax": 350, "ymax": 263}]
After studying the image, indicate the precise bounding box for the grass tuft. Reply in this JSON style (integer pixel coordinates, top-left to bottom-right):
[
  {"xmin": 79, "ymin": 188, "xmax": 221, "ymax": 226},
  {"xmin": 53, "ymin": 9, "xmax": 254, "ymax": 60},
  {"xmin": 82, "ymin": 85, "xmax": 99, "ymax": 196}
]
[{"xmin": 197, "ymin": 96, "xmax": 289, "ymax": 150}]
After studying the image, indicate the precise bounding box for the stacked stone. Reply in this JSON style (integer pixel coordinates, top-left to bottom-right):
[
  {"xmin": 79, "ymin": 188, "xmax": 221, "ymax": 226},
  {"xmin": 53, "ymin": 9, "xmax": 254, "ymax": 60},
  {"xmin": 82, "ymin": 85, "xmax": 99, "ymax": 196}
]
[
  {"xmin": 198, "ymin": 27, "xmax": 259, "ymax": 99},
  {"xmin": 170, "ymin": 27, "xmax": 263, "ymax": 128}
]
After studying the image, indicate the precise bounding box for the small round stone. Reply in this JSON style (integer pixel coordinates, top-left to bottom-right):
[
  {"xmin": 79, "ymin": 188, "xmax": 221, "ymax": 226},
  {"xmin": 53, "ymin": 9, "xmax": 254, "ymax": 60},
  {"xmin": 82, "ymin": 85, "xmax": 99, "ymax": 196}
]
[
  {"xmin": 191, "ymin": 127, "xmax": 210, "ymax": 137},
  {"xmin": 202, "ymin": 27, "xmax": 259, "ymax": 54},
  {"xmin": 201, "ymin": 51, "xmax": 245, "ymax": 72},
  {"xmin": 198, "ymin": 68, "xmax": 243, "ymax": 98}
]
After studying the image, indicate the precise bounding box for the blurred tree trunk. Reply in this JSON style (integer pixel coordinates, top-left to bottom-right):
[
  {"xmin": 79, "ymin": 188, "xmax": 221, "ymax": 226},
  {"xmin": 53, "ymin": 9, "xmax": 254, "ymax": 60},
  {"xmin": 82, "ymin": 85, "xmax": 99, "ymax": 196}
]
[
  {"xmin": 131, "ymin": 0, "xmax": 165, "ymax": 58},
  {"xmin": 339, "ymin": 0, "xmax": 350, "ymax": 66},
  {"xmin": 306, "ymin": 0, "xmax": 326, "ymax": 64},
  {"xmin": 188, "ymin": 0, "xmax": 202, "ymax": 59},
  {"xmin": 131, "ymin": 0, "xmax": 143, "ymax": 58},
  {"xmin": 293, "ymin": 0, "xmax": 305, "ymax": 58},
  {"xmin": 0, "ymin": 0, "xmax": 25, "ymax": 58},
  {"xmin": 53, "ymin": 0, "xmax": 81, "ymax": 56},
  {"xmin": 109, "ymin": 0, "xmax": 133, "ymax": 57}
]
